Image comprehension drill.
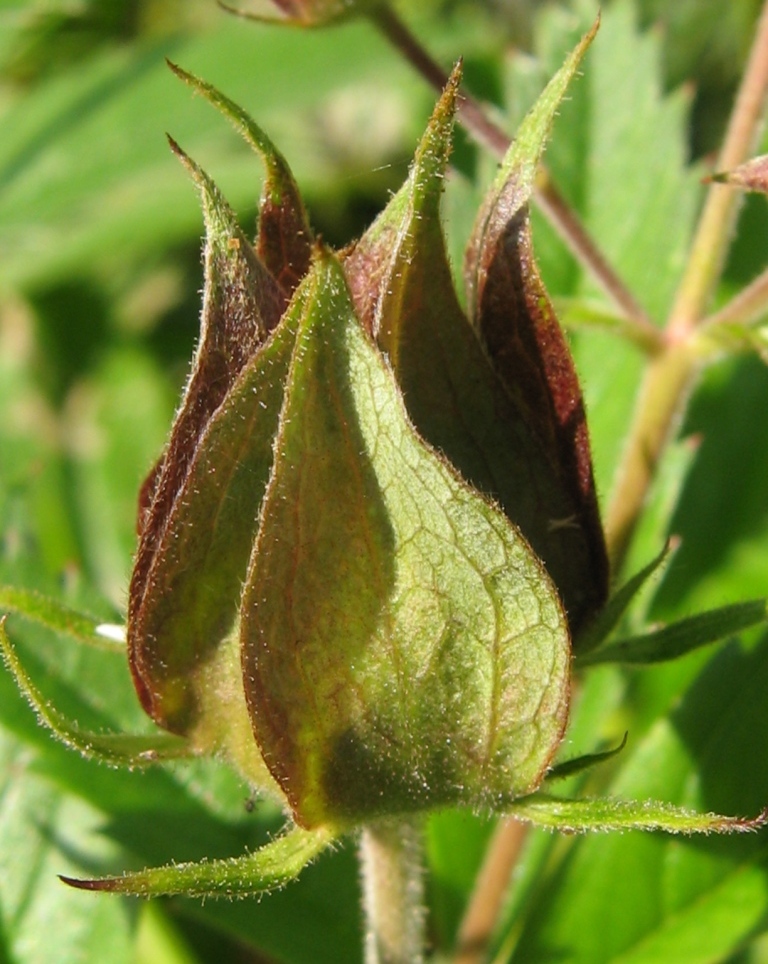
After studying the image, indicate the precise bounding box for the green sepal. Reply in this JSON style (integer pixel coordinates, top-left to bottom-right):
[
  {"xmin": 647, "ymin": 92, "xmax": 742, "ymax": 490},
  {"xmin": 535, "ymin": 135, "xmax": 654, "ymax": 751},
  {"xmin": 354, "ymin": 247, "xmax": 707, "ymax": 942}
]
[
  {"xmin": 576, "ymin": 541, "xmax": 673, "ymax": 654},
  {"xmin": 465, "ymin": 19, "xmax": 600, "ymax": 286},
  {"xmin": 60, "ymin": 823, "xmax": 335, "ymax": 897},
  {"xmin": 343, "ymin": 59, "xmax": 601, "ymax": 636},
  {"xmin": 0, "ymin": 620, "xmax": 190, "ymax": 766},
  {"xmin": 710, "ymin": 154, "xmax": 768, "ymax": 194},
  {"xmin": 129, "ymin": 279, "xmax": 305, "ymax": 791},
  {"xmin": 241, "ymin": 250, "xmax": 571, "ymax": 828},
  {"xmin": 0, "ymin": 585, "xmax": 123, "ymax": 651},
  {"xmin": 167, "ymin": 62, "xmax": 312, "ymax": 297},
  {"xmin": 545, "ymin": 732, "xmax": 628, "ymax": 784},
  {"xmin": 463, "ymin": 20, "xmax": 608, "ymax": 635},
  {"xmin": 132, "ymin": 137, "xmax": 282, "ymax": 617},
  {"xmin": 579, "ymin": 599, "xmax": 768, "ymax": 667},
  {"xmin": 509, "ymin": 793, "xmax": 768, "ymax": 834}
]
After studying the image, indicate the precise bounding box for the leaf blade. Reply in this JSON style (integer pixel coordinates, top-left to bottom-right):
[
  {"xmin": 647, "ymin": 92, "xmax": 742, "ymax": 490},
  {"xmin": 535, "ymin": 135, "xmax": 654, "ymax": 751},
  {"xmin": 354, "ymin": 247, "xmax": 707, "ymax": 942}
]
[{"xmin": 581, "ymin": 599, "xmax": 768, "ymax": 666}]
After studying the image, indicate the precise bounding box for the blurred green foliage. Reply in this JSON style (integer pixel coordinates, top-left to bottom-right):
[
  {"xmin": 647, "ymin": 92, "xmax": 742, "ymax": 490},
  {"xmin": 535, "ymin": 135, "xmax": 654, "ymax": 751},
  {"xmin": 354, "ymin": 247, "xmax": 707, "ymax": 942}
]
[{"xmin": 1, "ymin": 1, "xmax": 768, "ymax": 962}]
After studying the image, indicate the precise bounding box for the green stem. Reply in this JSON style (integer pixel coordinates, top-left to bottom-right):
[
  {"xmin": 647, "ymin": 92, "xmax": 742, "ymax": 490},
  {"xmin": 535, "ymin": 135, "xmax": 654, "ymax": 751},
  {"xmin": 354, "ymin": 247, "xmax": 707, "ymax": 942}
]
[
  {"xmin": 667, "ymin": 0, "xmax": 768, "ymax": 342},
  {"xmin": 702, "ymin": 264, "xmax": 768, "ymax": 331},
  {"xmin": 605, "ymin": 0, "xmax": 768, "ymax": 573},
  {"xmin": 605, "ymin": 344, "xmax": 697, "ymax": 573},
  {"xmin": 359, "ymin": 817, "xmax": 427, "ymax": 964},
  {"xmin": 452, "ymin": 817, "xmax": 527, "ymax": 964}
]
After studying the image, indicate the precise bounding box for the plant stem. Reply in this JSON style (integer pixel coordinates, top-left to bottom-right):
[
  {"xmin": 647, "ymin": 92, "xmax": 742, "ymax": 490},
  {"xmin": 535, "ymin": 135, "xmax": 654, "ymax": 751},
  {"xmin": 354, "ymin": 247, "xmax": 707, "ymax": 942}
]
[
  {"xmin": 667, "ymin": 0, "xmax": 768, "ymax": 343},
  {"xmin": 702, "ymin": 264, "xmax": 768, "ymax": 331},
  {"xmin": 360, "ymin": 817, "xmax": 427, "ymax": 964},
  {"xmin": 605, "ymin": 0, "xmax": 768, "ymax": 572},
  {"xmin": 369, "ymin": 5, "xmax": 653, "ymax": 333},
  {"xmin": 452, "ymin": 817, "xmax": 527, "ymax": 964}
]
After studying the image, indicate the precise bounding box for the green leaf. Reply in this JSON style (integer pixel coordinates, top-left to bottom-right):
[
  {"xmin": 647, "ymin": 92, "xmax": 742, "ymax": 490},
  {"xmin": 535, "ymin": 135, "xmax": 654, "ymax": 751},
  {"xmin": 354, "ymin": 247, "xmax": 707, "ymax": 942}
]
[
  {"xmin": 0, "ymin": 619, "xmax": 190, "ymax": 765},
  {"xmin": 555, "ymin": 297, "xmax": 665, "ymax": 354},
  {"xmin": 241, "ymin": 251, "xmax": 571, "ymax": 828},
  {"xmin": 697, "ymin": 318, "xmax": 768, "ymax": 365},
  {"xmin": 653, "ymin": 356, "xmax": 768, "ymax": 617},
  {"xmin": 507, "ymin": 633, "xmax": 768, "ymax": 964},
  {"xmin": 0, "ymin": 730, "xmax": 134, "ymax": 964},
  {"xmin": 0, "ymin": 585, "xmax": 122, "ymax": 650},
  {"xmin": 576, "ymin": 541, "xmax": 673, "ymax": 654},
  {"xmin": 61, "ymin": 823, "xmax": 335, "ymax": 898},
  {"xmin": 463, "ymin": 21, "xmax": 608, "ymax": 634},
  {"xmin": 509, "ymin": 793, "xmax": 768, "ymax": 834},
  {"xmin": 0, "ymin": 15, "xmax": 417, "ymax": 294},
  {"xmin": 580, "ymin": 599, "xmax": 768, "ymax": 666}
]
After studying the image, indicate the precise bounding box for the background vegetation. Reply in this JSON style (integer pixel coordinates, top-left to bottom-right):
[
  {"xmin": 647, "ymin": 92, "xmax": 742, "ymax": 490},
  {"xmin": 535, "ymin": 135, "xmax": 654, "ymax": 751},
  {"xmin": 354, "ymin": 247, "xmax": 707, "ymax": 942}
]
[{"xmin": 1, "ymin": 0, "xmax": 767, "ymax": 961}]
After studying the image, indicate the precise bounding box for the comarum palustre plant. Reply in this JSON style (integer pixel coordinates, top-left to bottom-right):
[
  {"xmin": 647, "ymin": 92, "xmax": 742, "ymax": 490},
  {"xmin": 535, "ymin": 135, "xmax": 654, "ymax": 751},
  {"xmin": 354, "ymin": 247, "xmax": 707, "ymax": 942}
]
[{"xmin": 2, "ymin": 3, "xmax": 768, "ymax": 963}]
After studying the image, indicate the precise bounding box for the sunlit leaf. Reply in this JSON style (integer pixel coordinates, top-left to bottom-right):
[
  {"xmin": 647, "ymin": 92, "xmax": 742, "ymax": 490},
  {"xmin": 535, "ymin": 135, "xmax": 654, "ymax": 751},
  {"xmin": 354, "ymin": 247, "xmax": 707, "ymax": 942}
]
[
  {"xmin": 576, "ymin": 541, "xmax": 673, "ymax": 654},
  {"xmin": 580, "ymin": 598, "xmax": 768, "ymax": 666}
]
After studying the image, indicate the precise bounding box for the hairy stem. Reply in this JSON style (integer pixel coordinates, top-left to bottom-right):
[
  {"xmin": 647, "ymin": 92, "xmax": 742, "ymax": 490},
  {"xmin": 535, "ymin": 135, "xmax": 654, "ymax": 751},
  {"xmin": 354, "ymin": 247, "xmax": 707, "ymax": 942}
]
[
  {"xmin": 370, "ymin": 4, "xmax": 652, "ymax": 332},
  {"xmin": 606, "ymin": 0, "xmax": 768, "ymax": 572},
  {"xmin": 360, "ymin": 818, "xmax": 427, "ymax": 964}
]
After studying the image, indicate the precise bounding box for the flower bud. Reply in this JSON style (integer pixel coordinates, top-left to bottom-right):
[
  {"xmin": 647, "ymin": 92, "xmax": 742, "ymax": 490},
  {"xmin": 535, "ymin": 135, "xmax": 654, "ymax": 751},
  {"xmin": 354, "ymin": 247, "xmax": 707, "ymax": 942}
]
[{"xmin": 128, "ymin": 33, "xmax": 604, "ymax": 829}]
